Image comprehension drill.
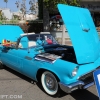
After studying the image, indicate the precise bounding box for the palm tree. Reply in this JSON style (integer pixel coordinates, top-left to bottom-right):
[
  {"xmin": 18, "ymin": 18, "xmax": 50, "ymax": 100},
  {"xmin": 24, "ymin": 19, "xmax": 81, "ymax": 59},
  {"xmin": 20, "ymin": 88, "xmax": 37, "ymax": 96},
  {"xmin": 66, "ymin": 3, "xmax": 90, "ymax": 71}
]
[
  {"xmin": 29, "ymin": 0, "xmax": 37, "ymax": 14},
  {"xmin": 15, "ymin": 1, "xmax": 20, "ymax": 11},
  {"xmin": 20, "ymin": 0, "xmax": 26, "ymax": 20},
  {"xmin": 4, "ymin": 0, "xmax": 8, "ymax": 8}
]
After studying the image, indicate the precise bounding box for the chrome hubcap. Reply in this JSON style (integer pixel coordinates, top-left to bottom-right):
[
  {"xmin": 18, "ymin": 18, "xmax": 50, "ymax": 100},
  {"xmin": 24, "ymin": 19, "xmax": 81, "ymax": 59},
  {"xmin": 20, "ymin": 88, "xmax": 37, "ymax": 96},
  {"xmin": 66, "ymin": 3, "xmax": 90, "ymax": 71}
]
[{"xmin": 45, "ymin": 74, "xmax": 56, "ymax": 90}]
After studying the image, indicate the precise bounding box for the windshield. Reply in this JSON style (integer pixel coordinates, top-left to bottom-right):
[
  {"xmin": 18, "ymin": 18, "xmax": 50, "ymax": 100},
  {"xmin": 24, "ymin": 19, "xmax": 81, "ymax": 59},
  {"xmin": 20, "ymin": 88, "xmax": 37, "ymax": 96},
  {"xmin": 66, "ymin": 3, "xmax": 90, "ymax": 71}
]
[{"xmin": 27, "ymin": 34, "xmax": 58, "ymax": 46}]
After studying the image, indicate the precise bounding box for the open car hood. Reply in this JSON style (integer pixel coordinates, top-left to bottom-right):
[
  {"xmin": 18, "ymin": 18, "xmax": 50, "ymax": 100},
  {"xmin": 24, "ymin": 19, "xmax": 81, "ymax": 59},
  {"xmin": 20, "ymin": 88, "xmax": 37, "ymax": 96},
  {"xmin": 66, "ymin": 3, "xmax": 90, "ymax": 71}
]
[
  {"xmin": 57, "ymin": 4, "xmax": 100, "ymax": 64},
  {"xmin": 0, "ymin": 25, "xmax": 23, "ymax": 42}
]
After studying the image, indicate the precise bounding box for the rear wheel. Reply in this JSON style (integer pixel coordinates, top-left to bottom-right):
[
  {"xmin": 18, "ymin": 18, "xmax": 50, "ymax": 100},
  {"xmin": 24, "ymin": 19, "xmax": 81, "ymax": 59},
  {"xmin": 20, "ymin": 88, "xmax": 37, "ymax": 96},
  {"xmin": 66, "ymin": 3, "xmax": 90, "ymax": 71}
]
[{"xmin": 41, "ymin": 71, "xmax": 59, "ymax": 96}]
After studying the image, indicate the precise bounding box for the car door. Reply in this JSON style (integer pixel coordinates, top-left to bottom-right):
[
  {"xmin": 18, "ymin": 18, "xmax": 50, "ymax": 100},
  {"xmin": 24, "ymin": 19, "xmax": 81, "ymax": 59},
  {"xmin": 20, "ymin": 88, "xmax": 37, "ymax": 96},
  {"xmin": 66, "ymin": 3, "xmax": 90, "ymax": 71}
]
[
  {"xmin": 18, "ymin": 35, "xmax": 41, "ymax": 80},
  {"xmin": 0, "ymin": 45, "xmax": 21, "ymax": 72},
  {"xmin": 0, "ymin": 36, "xmax": 29, "ymax": 72}
]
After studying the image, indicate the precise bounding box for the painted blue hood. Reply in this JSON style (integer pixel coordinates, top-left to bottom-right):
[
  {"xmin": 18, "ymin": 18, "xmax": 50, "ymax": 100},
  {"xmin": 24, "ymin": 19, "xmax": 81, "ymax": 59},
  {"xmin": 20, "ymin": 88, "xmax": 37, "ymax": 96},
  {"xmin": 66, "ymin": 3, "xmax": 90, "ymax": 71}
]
[
  {"xmin": 0, "ymin": 25, "xmax": 23, "ymax": 42},
  {"xmin": 57, "ymin": 4, "xmax": 100, "ymax": 64}
]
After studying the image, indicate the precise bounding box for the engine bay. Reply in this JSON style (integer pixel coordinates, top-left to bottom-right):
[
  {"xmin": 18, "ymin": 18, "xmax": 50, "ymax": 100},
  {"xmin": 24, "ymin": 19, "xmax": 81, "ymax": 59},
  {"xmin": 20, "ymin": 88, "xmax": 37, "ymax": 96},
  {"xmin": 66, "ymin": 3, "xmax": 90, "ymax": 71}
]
[{"xmin": 37, "ymin": 44, "xmax": 78, "ymax": 64}]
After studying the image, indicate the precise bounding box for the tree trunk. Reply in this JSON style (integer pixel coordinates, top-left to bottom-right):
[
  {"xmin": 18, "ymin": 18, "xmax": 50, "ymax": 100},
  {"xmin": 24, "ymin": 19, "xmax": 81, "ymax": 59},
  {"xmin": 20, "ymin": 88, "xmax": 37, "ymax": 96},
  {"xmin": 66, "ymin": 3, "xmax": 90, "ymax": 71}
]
[
  {"xmin": 6, "ymin": 3, "xmax": 7, "ymax": 8},
  {"xmin": 43, "ymin": 4, "xmax": 50, "ymax": 32}
]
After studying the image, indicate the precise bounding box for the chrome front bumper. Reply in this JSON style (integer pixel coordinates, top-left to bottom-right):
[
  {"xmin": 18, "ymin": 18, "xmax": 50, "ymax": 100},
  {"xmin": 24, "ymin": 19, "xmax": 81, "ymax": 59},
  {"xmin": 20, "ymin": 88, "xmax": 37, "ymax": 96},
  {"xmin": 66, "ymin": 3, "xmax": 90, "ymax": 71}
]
[{"xmin": 59, "ymin": 81, "xmax": 94, "ymax": 93}]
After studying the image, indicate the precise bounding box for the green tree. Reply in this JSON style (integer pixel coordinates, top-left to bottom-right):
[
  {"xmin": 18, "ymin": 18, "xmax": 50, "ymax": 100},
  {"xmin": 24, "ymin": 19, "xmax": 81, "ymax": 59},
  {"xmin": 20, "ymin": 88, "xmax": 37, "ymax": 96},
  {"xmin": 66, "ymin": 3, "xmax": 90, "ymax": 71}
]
[
  {"xmin": 4, "ymin": 0, "xmax": 8, "ymax": 8},
  {"xmin": 70, "ymin": 0, "xmax": 80, "ymax": 6},
  {"xmin": 0, "ymin": 10, "xmax": 2, "ymax": 20},
  {"xmin": 29, "ymin": 0, "xmax": 37, "ymax": 14},
  {"xmin": 43, "ymin": 0, "xmax": 67, "ymax": 13},
  {"xmin": 0, "ymin": 10, "xmax": 6, "ymax": 20},
  {"xmin": 13, "ymin": 14, "xmax": 19, "ymax": 20},
  {"xmin": 43, "ymin": 0, "xmax": 80, "ymax": 13},
  {"xmin": 15, "ymin": 0, "xmax": 20, "ymax": 11},
  {"xmin": 20, "ymin": 0, "xmax": 26, "ymax": 20}
]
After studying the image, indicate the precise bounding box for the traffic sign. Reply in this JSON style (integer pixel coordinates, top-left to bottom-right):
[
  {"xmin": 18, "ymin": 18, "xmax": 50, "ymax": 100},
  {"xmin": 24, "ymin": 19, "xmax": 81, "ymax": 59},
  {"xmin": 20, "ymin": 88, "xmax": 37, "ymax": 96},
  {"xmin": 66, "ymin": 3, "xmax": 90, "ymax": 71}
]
[{"xmin": 93, "ymin": 69, "xmax": 100, "ymax": 99}]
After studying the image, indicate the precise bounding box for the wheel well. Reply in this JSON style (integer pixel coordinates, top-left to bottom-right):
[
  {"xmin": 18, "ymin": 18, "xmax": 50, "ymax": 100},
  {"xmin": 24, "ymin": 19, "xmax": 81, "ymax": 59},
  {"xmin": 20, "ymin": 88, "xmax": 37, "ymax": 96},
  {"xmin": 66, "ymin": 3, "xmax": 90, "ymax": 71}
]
[{"xmin": 36, "ymin": 69, "xmax": 60, "ymax": 82}]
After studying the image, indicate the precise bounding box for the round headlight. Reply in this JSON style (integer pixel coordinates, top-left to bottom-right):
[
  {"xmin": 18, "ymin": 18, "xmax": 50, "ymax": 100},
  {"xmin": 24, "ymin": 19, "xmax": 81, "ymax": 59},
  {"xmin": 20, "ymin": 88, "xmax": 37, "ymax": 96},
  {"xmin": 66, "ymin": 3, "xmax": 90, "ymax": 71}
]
[{"xmin": 72, "ymin": 67, "xmax": 78, "ymax": 77}]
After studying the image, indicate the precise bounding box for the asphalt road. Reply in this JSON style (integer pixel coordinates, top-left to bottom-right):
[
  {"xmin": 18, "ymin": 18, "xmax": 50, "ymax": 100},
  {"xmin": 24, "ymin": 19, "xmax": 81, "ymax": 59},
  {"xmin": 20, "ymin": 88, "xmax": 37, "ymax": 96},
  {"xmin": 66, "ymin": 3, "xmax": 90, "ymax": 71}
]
[{"xmin": 0, "ymin": 66, "xmax": 99, "ymax": 100}]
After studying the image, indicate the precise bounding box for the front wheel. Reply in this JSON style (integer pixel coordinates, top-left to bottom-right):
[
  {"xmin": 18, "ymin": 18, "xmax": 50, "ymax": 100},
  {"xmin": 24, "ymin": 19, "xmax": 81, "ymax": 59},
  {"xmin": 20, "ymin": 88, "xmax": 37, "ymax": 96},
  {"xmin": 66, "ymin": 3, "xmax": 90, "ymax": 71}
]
[{"xmin": 41, "ymin": 71, "xmax": 59, "ymax": 96}]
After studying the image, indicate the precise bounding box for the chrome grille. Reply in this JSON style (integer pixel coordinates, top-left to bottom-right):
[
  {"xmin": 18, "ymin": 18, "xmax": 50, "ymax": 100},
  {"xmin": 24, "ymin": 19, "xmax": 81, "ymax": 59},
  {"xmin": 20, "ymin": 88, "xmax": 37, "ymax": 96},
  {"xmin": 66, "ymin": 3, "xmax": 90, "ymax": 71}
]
[
  {"xmin": 79, "ymin": 66, "xmax": 100, "ymax": 84},
  {"xmin": 79, "ymin": 71, "xmax": 93, "ymax": 84}
]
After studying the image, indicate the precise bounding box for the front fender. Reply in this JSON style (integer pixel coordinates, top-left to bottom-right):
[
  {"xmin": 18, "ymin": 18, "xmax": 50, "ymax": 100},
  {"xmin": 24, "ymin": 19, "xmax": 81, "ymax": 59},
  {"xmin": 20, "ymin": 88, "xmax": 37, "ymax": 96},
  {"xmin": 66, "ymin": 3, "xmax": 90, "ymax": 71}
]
[{"xmin": 37, "ymin": 59, "xmax": 78, "ymax": 84}]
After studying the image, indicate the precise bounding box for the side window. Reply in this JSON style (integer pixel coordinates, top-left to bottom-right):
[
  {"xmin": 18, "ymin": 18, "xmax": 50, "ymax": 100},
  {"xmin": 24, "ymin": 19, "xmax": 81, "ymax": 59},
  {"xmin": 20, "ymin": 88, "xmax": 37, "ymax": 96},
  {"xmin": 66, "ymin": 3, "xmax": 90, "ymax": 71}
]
[
  {"xmin": 28, "ymin": 34, "xmax": 42, "ymax": 46},
  {"xmin": 28, "ymin": 35, "xmax": 39, "ymax": 47},
  {"xmin": 19, "ymin": 36, "xmax": 28, "ymax": 48}
]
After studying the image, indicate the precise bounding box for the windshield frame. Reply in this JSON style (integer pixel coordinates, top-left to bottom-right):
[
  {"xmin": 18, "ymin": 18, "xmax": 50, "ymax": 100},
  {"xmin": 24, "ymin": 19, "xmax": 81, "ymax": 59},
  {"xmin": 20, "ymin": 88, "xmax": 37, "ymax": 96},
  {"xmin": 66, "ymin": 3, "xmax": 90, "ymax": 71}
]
[{"xmin": 16, "ymin": 34, "xmax": 58, "ymax": 49}]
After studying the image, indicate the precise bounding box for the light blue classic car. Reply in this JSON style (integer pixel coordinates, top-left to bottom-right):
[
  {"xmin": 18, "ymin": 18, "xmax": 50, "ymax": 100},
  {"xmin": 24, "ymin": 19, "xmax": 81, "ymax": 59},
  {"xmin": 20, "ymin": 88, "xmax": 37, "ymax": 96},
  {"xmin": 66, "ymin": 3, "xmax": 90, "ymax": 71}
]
[{"xmin": 0, "ymin": 4, "xmax": 100, "ymax": 97}]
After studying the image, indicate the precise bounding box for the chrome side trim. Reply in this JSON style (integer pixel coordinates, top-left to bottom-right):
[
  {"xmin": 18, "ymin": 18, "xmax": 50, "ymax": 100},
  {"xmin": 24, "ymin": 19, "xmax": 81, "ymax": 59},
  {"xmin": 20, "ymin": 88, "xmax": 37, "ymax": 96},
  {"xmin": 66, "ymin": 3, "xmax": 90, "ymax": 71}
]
[
  {"xmin": 83, "ymin": 82, "xmax": 94, "ymax": 89},
  {"xmin": 25, "ymin": 56, "xmax": 32, "ymax": 60}
]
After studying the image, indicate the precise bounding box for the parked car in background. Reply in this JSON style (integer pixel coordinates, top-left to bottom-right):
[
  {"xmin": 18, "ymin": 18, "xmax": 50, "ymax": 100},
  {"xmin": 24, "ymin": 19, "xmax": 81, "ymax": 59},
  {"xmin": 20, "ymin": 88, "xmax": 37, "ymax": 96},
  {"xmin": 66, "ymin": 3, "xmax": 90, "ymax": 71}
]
[{"xmin": 0, "ymin": 4, "xmax": 100, "ymax": 97}]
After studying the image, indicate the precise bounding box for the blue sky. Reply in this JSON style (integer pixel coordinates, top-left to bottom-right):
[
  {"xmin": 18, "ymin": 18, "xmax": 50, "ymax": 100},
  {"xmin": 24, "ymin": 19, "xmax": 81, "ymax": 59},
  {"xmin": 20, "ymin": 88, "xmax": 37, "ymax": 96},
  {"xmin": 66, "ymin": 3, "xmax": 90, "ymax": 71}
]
[{"xmin": 0, "ymin": 0, "xmax": 37, "ymax": 13}]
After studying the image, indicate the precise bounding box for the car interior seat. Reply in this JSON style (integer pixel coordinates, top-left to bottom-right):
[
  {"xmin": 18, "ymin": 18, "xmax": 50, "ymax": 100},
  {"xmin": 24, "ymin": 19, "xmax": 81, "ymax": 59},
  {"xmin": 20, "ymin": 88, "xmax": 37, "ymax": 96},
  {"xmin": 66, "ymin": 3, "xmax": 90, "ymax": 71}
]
[{"xmin": 28, "ymin": 41, "xmax": 37, "ymax": 47}]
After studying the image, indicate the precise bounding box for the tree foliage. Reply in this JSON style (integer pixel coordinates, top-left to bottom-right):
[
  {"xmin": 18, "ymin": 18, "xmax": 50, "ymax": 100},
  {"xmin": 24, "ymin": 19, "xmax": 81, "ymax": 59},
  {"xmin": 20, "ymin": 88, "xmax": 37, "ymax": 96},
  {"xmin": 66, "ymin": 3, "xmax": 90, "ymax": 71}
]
[
  {"xmin": 69, "ymin": 0, "xmax": 80, "ymax": 6},
  {"xmin": 0, "ymin": 10, "xmax": 6, "ymax": 20},
  {"xmin": 15, "ymin": 1, "xmax": 20, "ymax": 9},
  {"xmin": 4, "ymin": 0, "xmax": 8, "ymax": 8},
  {"xmin": 43, "ymin": 0, "xmax": 80, "ymax": 13},
  {"xmin": 43, "ymin": 0, "xmax": 67, "ymax": 12},
  {"xmin": 43, "ymin": 0, "xmax": 67, "ymax": 7},
  {"xmin": 29, "ymin": 0, "xmax": 38, "ymax": 14},
  {"xmin": 4, "ymin": 0, "xmax": 8, "ymax": 2},
  {"xmin": 20, "ymin": 0, "xmax": 26, "ymax": 20}
]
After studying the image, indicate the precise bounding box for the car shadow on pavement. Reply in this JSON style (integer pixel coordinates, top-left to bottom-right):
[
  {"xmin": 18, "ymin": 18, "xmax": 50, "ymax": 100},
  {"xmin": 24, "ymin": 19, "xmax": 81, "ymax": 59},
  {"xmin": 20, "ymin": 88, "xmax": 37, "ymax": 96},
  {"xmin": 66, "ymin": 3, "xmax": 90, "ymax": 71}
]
[
  {"xmin": 36, "ymin": 82, "xmax": 68, "ymax": 97},
  {"xmin": 4, "ymin": 67, "xmax": 99, "ymax": 99},
  {"xmin": 4, "ymin": 66, "xmax": 36, "ymax": 84},
  {"xmin": 4, "ymin": 66, "xmax": 68, "ymax": 97},
  {"xmin": 4, "ymin": 66, "xmax": 54, "ymax": 96},
  {"xmin": 70, "ymin": 89, "xmax": 99, "ymax": 100}
]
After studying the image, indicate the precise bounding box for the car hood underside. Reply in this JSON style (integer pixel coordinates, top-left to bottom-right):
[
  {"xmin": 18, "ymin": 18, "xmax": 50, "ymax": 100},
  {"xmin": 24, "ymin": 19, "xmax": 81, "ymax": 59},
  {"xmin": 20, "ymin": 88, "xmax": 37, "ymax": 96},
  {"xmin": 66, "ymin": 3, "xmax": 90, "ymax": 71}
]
[{"xmin": 57, "ymin": 4, "xmax": 100, "ymax": 64}]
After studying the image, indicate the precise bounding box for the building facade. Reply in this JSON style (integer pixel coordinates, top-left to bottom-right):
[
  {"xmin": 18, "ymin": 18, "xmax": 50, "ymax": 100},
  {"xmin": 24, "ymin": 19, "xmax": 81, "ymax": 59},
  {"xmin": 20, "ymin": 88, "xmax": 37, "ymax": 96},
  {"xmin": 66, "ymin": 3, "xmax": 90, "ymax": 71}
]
[
  {"xmin": 80, "ymin": 0, "xmax": 100, "ymax": 27},
  {"xmin": 0, "ymin": 8, "xmax": 13, "ymax": 20}
]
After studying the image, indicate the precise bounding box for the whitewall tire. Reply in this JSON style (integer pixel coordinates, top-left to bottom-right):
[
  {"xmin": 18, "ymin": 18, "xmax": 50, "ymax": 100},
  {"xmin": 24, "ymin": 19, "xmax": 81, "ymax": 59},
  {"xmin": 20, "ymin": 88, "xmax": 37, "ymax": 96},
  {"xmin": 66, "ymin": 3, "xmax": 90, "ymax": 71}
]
[{"xmin": 41, "ymin": 71, "xmax": 59, "ymax": 96}]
